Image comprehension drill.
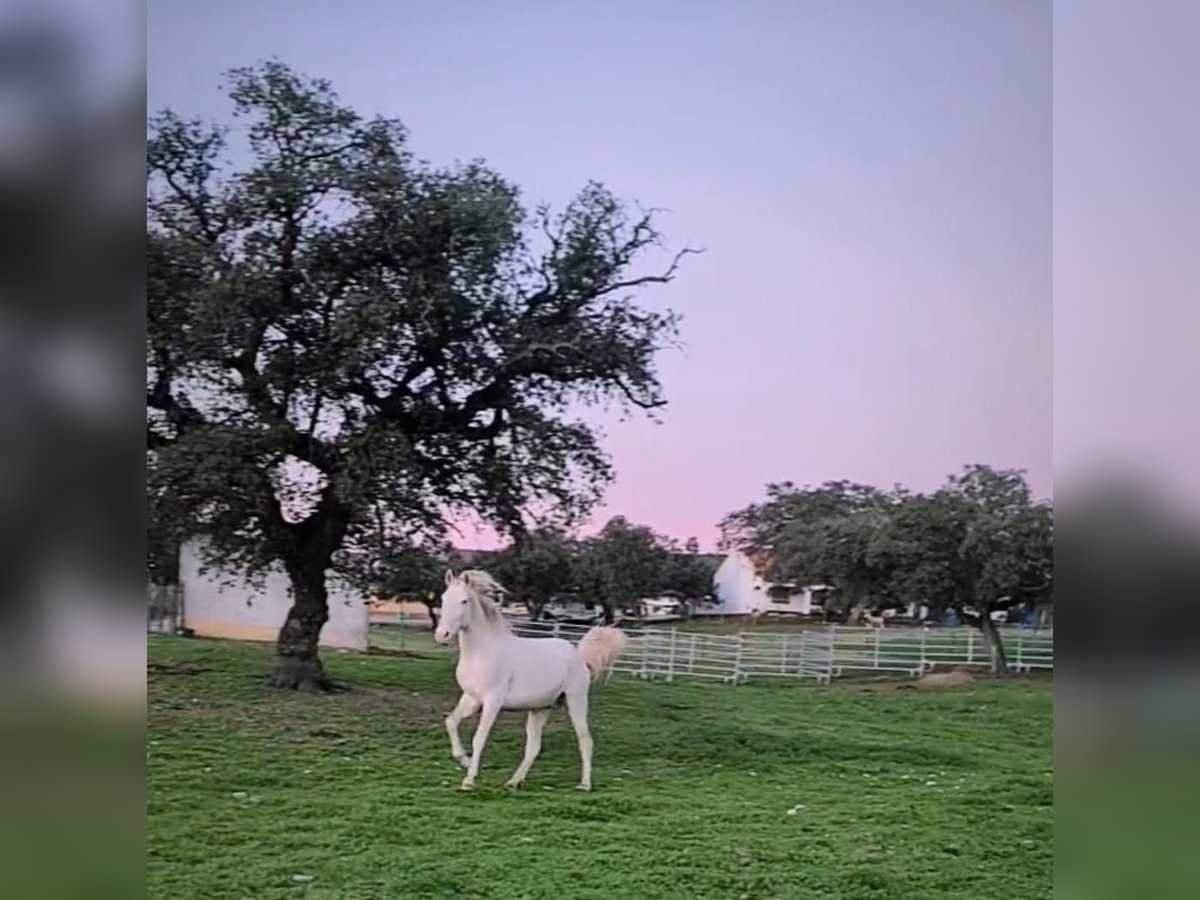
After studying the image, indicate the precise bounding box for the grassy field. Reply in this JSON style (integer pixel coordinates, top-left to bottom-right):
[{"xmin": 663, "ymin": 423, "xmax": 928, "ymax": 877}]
[{"xmin": 147, "ymin": 637, "xmax": 1052, "ymax": 899}]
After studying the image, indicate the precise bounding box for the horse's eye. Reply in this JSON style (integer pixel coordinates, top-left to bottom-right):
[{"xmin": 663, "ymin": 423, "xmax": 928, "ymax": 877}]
[{"xmin": 462, "ymin": 598, "xmax": 469, "ymax": 605}]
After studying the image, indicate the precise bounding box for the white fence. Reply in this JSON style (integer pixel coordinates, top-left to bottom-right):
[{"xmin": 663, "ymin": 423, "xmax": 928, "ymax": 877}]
[{"xmin": 372, "ymin": 616, "xmax": 1052, "ymax": 684}]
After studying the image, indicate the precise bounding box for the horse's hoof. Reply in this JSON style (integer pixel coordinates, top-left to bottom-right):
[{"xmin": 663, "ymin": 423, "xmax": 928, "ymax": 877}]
[
  {"xmin": 459, "ymin": 781, "xmax": 475, "ymax": 792},
  {"xmin": 576, "ymin": 783, "xmax": 591, "ymax": 792},
  {"xmin": 504, "ymin": 779, "xmax": 523, "ymax": 790}
]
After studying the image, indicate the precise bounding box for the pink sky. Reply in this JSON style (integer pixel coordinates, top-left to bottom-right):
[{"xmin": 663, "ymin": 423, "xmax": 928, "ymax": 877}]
[{"xmin": 150, "ymin": 1, "xmax": 1051, "ymax": 549}]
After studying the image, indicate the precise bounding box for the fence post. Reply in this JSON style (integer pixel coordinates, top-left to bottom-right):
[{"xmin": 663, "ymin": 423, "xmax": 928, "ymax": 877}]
[
  {"xmin": 689, "ymin": 633, "xmax": 698, "ymax": 674},
  {"xmin": 666, "ymin": 629, "xmax": 677, "ymax": 682},
  {"xmin": 967, "ymin": 629, "xmax": 975, "ymax": 665},
  {"xmin": 873, "ymin": 628, "xmax": 881, "ymax": 669},
  {"xmin": 829, "ymin": 624, "xmax": 839, "ymax": 678},
  {"xmin": 733, "ymin": 631, "xmax": 744, "ymax": 683},
  {"xmin": 1015, "ymin": 631, "xmax": 1025, "ymax": 673},
  {"xmin": 919, "ymin": 625, "xmax": 927, "ymax": 672},
  {"xmin": 798, "ymin": 630, "xmax": 808, "ymax": 679},
  {"xmin": 781, "ymin": 633, "xmax": 789, "ymax": 675}
]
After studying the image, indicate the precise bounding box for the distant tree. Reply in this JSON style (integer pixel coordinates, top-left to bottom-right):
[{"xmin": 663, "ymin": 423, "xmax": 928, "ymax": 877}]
[
  {"xmin": 720, "ymin": 466, "xmax": 1053, "ymax": 674},
  {"xmin": 808, "ymin": 504, "xmax": 902, "ymax": 618},
  {"xmin": 489, "ymin": 528, "xmax": 580, "ymax": 620},
  {"xmin": 720, "ymin": 480, "xmax": 893, "ymax": 621},
  {"xmin": 659, "ymin": 538, "xmax": 717, "ymax": 601},
  {"xmin": 371, "ymin": 542, "xmax": 449, "ymax": 627},
  {"xmin": 889, "ymin": 466, "xmax": 1053, "ymax": 673},
  {"xmin": 147, "ymin": 61, "xmax": 696, "ymax": 690},
  {"xmin": 577, "ymin": 517, "xmax": 673, "ymax": 623}
]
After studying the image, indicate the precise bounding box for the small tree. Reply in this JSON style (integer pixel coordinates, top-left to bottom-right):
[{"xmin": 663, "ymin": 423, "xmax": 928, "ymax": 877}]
[
  {"xmin": 371, "ymin": 543, "xmax": 449, "ymax": 627},
  {"xmin": 577, "ymin": 517, "xmax": 673, "ymax": 622},
  {"xmin": 489, "ymin": 528, "xmax": 579, "ymax": 620},
  {"xmin": 147, "ymin": 62, "xmax": 696, "ymax": 689},
  {"xmin": 660, "ymin": 539, "xmax": 717, "ymax": 601}
]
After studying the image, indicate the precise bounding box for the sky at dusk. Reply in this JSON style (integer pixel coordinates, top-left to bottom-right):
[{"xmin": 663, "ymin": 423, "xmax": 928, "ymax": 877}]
[{"xmin": 148, "ymin": 0, "xmax": 1051, "ymax": 549}]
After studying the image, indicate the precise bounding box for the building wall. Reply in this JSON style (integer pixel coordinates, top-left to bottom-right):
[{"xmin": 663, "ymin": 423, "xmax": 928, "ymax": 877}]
[
  {"xmin": 710, "ymin": 551, "xmax": 761, "ymax": 615},
  {"xmin": 762, "ymin": 589, "xmax": 815, "ymax": 616},
  {"xmin": 180, "ymin": 542, "xmax": 369, "ymax": 650},
  {"xmin": 708, "ymin": 551, "xmax": 820, "ymax": 616}
]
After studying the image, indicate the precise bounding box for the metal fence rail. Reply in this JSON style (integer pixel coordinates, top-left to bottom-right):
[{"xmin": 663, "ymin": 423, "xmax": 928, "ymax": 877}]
[{"xmin": 370, "ymin": 616, "xmax": 1053, "ymax": 684}]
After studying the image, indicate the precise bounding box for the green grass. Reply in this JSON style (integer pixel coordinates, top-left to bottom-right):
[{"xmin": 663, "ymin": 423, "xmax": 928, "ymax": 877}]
[{"xmin": 148, "ymin": 637, "xmax": 1052, "ymax": 899}]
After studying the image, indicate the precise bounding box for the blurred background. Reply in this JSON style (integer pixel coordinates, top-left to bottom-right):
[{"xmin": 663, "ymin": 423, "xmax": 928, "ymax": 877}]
[
  {"xmin": 1055, "ymin": 2, "xmax": 1200, "ymax": 897},
  {"xmin": 0, "ymin": 1, "xmax": 141, "ymax": 898}
]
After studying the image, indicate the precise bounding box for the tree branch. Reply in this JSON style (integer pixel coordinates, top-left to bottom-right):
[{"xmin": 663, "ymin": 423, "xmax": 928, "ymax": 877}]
[
  {"xmin": 612, "ymin": 374, "xmax": 666, "ymax": 409},
  {"xmin": 159, "ymin": 170, "xmax": 221, "ymax": 244},
  {"xmin": 147, "ymin": 349, "xmax": 207, "ymax": 435},
  {"xmin": 593, "ymin": 245, "xmax": 704, "ymax": 299}
]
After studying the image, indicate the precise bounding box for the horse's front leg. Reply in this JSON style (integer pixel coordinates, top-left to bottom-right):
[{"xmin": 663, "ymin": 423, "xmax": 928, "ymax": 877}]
[
  {"xmin": 445, "ymin": 693, "xmax": 480, "ymax": 769},
  {"xmin": 461, "ymin": 693, "xmax": 502, "ymax": 791}
]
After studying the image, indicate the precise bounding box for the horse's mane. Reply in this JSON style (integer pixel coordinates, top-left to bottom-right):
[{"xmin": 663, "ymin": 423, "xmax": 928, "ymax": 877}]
[{"xmin": 459, "ymin": 570, "xmax": 509, "ymax": 630}]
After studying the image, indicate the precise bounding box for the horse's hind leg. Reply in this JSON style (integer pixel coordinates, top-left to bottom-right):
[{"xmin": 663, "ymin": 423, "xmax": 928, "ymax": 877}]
[
  {"xmin": 505, "ymin": 709, "xmax": 551, "ymax": 789},
  {"xmin": 565, "ymin": 690, "xmax": 593, "ymax": 791},
  {"xmin": 445, "ymin": 693, "xmax": 480, "ymax": 769}
]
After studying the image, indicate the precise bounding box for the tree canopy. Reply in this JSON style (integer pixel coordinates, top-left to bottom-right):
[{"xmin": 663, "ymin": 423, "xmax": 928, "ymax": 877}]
[
  {"xmin": 372, "ymin": 517, "xmax": 716, "ymax": 625},
  {"xmin": 146, "ymin": 61, "xmax": 697, "ymax": 688},
  {"xmin": 574, "ymin": 517, "xmax": 672, "ymax": 622},
  {"xmin": 489, "ymin": 527, "xmax": 579, "ymax": 620},
  {"xmin": 720, "ymin": 465, "xmax": 1053, "ymax": 673}
]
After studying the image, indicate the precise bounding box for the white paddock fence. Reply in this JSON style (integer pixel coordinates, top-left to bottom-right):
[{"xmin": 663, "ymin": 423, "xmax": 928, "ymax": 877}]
[{"xmin": 371, "ymin": 617, "xmax": 1052, "ymax": 685}]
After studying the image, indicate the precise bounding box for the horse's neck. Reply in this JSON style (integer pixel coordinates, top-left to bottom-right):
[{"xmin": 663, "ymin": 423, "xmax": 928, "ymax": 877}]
[{"xmin": 456, "ymin": 612, "xmax": 509, "ymax": 661}]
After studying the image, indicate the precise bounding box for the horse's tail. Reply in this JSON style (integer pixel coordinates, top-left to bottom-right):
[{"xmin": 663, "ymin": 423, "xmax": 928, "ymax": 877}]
[{"xmin": 576, "ymin": 626, "xmax": 628, "ymax": 682}]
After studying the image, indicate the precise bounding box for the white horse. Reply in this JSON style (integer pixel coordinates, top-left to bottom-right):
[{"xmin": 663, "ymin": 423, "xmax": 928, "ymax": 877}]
[{"xmin": 434, "ymin": 569, "xmax": 627, "ymax": 792}]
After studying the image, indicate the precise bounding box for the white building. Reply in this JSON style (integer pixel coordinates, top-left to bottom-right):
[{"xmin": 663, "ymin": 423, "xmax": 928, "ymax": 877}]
[
  {"xmin": 178, "ymin": 541, "xmax": 370, "ymax": 651},
  {"xmin": 705, "ymin": 550, "xmax": 829, "ymax": 617}
]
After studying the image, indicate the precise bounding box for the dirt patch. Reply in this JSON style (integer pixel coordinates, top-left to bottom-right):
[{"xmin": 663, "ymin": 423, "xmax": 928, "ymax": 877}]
[
  {"xmin": 850, "ymin": 668, "xmax": 979, "ymax": 693},
  {"xmin": 148, "ymin": 676, "xmax": 461, "ymax": 734},
  {"xmin": 341, "ymin": 683, "xmax": 456, "ymax": 719},
  {"xmin": 147, "ymin": 661, "xmax": 212, "ymax": 677},
  {"xmin": 909, "ymin": 668, "xmax": 976, "ymax": 689}
]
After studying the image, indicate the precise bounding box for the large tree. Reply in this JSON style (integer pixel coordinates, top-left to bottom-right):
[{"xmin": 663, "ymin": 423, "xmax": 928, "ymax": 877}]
[
  {"xmin": 147, "ymin": 62, "xmax": 696, "ymax": 689},
  {"xmin": 369, "ymin": 541, "xmax": 450, "ymax": 628}
]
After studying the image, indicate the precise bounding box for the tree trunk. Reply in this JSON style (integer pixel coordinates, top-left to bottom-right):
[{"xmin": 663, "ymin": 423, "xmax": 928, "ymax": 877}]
[
  {"xmin": 977, "ymin": 611, "xmax": 1010, "ymax": 677},
  {"xmin": 271, "ymin": 562, "xmax": 331, "ymax": 692},
  {"xmin": 422, "ymin": 598, "xmax": 439, "ymax": 630},
  {"xmin": 602, "ymin": 602, "xmax": 615, "ymax": 625}
]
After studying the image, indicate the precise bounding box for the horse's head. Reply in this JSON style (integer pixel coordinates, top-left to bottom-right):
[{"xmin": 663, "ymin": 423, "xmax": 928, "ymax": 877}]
[
  {"xmin": 434, "ymin": 569, "xmax": 507, "ymax": 644},
  {"xmin": 434, "ymin": 570, "xmax": 472, "ymax": 644}
]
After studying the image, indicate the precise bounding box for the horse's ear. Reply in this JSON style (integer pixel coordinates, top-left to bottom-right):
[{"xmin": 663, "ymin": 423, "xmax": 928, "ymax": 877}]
[{"xmin": 445, "ymin": 569, "xmax": 455, "ymax": 586}]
